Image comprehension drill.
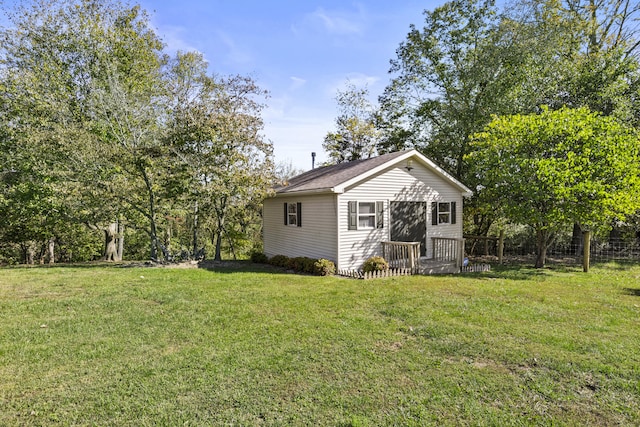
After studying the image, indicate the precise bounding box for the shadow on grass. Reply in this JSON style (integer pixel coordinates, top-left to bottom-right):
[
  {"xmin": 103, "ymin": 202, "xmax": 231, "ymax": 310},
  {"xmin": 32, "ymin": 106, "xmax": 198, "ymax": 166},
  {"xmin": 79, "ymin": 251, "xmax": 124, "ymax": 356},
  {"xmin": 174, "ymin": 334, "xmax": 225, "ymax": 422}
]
[
  {"xmin": 196, "ymin": 260, "xmax": 288, "ymax": 274},
  {"xmin": 457, "ymin": 264, "xmax": 549, "ymax": 281},
  {"xmin": 0, "ymin": 260, "xmax": 290, "ymax": 275},
  {"xmin": 622, "ymin": 288, "xmax": 640, "ymax": 296},
  {"xmin": 0, "ymin": 261, "xmax": 140, "ymax": 269}
]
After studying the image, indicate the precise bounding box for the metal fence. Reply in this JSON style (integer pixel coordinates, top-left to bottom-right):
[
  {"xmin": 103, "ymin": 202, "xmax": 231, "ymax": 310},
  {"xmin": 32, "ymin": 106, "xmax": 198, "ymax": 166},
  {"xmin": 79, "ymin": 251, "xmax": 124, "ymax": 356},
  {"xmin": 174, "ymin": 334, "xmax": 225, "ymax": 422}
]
[{"xmin": 465, "ymin": 235, "xmax": 640, "ymax": 264}]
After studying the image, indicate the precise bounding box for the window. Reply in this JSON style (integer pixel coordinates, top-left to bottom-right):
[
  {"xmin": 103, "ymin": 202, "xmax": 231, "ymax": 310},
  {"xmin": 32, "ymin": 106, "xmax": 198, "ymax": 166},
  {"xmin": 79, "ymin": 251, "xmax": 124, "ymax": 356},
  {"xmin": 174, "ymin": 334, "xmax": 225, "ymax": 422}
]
[
  {"xmin": 431, "ymin": 201, "xmax": 457, "ymax": 225},
  {"xmin": 284, "ymin": 202, "xmax": 301, "ymax": 227},
  {"xmin": 348, "ymin": 201, "xmax": 384, "ymax": 230},
  {"xmin": 438, "ymin": 202, "xmax": 450, "ymax": 224},
  {"xmin": 358, "ymin": 202, "xmax": 376, "ymax": 228}
]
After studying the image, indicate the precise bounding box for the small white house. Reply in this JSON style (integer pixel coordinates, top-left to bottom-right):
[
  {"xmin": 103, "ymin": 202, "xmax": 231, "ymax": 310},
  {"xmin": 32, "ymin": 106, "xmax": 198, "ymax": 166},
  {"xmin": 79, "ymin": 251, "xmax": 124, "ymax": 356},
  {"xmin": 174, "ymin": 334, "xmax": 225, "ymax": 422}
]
[{"xmin": 263, "ymin": 150, "xmax": 473, "ymax": 273}]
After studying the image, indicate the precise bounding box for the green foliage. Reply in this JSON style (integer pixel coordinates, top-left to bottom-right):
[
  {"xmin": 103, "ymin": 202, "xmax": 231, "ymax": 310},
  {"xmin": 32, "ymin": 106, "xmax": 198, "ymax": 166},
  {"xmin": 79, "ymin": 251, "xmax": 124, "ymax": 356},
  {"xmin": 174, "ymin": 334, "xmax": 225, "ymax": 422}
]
[
  {"xmin": 313, "ymin": 258, "xmax": 336, "ymax": 276},
  {"xmin": 0, "ymin": 1, "xmax": 274, "ymax": 263},
  {"xmin": 267, "ymin": 255, "xmax": 335, "ymax": 276},
  {"xmin": 379, "ymin": 0, "xmax": 640, "ymax": 238},
  {"xmin": 268, "ymin": 255, "xmax": 290, "ymax": 268},
  {"xmin": 362, "ymin": 256, "xmax": 389, "ymax": 273},
  {"xmin": 286, "ymin": 257, "xmax": 320, "ymax": 274},
  {"xmin": 323, "ymin": 81, "xmax": 379, "ymax": 164},
  {"xmin": 165, "ymin": 53, "xmax": 274, "ymax": 261},
  {"xmin": 468, "ymin": 106, "xmax": 640, "ymax": 266},
  {"xmin": 250, "ymin": 251, "xmax": 269, "ymax": 264}
]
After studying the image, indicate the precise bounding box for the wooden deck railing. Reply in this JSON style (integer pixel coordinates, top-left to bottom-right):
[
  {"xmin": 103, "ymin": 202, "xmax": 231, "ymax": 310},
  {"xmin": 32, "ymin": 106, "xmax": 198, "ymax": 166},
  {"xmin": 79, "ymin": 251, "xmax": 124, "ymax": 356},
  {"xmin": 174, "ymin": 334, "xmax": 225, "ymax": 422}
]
[
  {"xmin": 432, "ymin": 237, "xmax": 465, "ymax": 268},
  {"xmin": 381, "ymin": 241, "xmax": 420, "ymax": 273}
]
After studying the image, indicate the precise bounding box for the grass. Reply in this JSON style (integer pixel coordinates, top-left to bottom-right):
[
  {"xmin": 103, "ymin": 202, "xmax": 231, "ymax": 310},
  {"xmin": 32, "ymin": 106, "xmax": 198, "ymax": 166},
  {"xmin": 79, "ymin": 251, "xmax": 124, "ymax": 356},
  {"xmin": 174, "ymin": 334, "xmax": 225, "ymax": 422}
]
[{"xmin": 0, "ymin": 262, "xmax": 639, "ymax": 426}]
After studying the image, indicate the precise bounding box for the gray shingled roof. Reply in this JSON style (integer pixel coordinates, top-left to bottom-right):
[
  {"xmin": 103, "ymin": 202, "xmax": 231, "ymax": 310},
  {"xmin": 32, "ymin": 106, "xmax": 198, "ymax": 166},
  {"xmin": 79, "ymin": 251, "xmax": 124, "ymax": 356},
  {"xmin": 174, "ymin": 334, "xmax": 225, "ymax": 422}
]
[{"xmin": 274, "ymin": 150, "xmax": 409, "ymax": 194}]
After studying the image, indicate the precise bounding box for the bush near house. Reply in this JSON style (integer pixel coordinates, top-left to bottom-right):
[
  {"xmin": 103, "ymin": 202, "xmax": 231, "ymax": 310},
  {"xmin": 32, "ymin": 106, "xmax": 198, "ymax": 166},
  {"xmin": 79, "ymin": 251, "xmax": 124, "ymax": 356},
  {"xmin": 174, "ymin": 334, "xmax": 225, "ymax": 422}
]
[
  {"xmin": 313, "ymin": 258, "xmax": 336, "ymax": 276},
  {"xmin": 363, "ymin": 256, "xmax": 389, "ymax": 273},
  {"xmin": 267, "ymin": 254, "xmax": 289, "ymax": 268},
  {"xmin": 261, "ymin": 254, "xmax": 336, "ymax": 276},
  {"xmin": 250, "ymin": 250, "xmax": 269, "ymax": 264}
]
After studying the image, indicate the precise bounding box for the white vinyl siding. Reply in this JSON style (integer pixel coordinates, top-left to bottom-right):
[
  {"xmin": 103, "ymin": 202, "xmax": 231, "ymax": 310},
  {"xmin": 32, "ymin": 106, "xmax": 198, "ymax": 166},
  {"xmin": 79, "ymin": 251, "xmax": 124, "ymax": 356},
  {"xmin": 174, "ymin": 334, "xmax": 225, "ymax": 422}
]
[
  {"xmin": 337, "ymin": 163, "xmax": 463, "ymax": 270},
  {"xmin": 263, "ymin": 194, "xmax": 337, "ymax": 262}
]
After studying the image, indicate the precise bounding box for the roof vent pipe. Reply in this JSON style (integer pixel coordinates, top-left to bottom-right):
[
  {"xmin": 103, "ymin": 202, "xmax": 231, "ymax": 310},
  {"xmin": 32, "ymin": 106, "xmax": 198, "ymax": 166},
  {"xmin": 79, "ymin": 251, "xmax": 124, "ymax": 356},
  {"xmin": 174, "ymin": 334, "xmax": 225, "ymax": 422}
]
[{"xmin": 311, "ymin": 152, "xmax": 316, "ymax": 169}]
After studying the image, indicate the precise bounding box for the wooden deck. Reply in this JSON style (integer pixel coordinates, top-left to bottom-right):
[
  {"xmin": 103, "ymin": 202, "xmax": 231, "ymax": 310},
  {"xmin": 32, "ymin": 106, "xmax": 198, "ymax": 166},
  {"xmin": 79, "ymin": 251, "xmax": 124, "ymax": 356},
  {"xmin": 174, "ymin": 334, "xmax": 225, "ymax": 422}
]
[{"xmin": 382, "ymin": 239, "xmax": 465, "ymax": 275}]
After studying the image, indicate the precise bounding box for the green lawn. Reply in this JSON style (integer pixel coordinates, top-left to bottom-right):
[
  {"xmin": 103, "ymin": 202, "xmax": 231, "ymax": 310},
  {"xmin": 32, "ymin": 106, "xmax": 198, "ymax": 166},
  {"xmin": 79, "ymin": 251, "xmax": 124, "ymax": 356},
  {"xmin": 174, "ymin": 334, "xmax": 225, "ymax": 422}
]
[{"xmin": 0, "ymin": 263, "xmax": 639, "ymax": 426}]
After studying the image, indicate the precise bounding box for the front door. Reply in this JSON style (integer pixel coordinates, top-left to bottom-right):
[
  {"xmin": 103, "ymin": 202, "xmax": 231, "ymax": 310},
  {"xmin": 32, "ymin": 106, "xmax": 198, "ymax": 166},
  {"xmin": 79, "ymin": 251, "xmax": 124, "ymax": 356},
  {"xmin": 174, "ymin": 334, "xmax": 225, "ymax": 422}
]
[{"xmin": 390, "ymin": 201, "xmax": 427, "ymax": 256}]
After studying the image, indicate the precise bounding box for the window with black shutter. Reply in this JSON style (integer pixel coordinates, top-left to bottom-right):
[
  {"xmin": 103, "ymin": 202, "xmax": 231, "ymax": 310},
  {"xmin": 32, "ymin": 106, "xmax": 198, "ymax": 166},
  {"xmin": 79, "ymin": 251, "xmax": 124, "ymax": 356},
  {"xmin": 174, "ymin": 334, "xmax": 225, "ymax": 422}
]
[
  {"xmin": 348, "ymin": 201, "xmax": 384, "ymax": 230},
  {"xmin": 431, "ymin": 201, "xmax": 457, "ymax": 225},
  {"xmin": 284, "ymin": 202, "xmax": 302, "ymax": 227}
]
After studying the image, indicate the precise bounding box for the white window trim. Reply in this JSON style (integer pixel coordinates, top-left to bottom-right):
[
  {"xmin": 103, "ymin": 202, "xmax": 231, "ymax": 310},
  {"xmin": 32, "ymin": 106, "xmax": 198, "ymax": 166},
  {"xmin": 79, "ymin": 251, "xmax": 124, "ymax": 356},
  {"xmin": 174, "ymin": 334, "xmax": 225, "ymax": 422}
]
[
  {"xmin": 357, "ymin": 202, "xmax": 376, "ymax": 230},
  {"xmin": 287, "ymin": 203, "xmax": 297, "ymax": 226},
  {"xmin": 437, "ymin": 202, "xmax": 451, "ymax": 225},
  {"xmin": 348, "ymin": 200, "xmax": 383, "ymax": 231},
  {"xmin": 432, "ymin": 201, "xmax": 456, "ymax": 226}
]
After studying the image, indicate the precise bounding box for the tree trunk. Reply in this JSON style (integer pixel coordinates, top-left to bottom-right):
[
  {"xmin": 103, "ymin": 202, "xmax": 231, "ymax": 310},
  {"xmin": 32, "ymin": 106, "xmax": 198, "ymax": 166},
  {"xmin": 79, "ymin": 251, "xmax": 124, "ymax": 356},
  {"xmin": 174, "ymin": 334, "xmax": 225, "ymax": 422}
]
[
  {"xmin": 87, "ymin": 222, "xmax": 120, "ymax": 261},
  {"xmin": 214, "ymin": 230, "xmax": 223, "ymax": 261},
  {"xmin": 104, "ymin": 223, "xmax": 118, "ymax": 261},
  {"xmin": 535, "ymin": 228, "xmax": 552, "ymax": 268},
  {"xmin": 139, "ymin": 165, "xmax": 159, "ymax": 261},
  {"xmin": 225, "ymin": 229, "xmax": 237, "ymax": 260},
  {"xmin": 150, "ymin": 219, "xmax": 159, "ymax": 261},
  {"xmin": 193, "ymin": 200, "xmax": 198, "ymax": 257},
  {"xmin": 25, "ymin": 241, "xmax": 37, "ymax": 265},
  {"xmin": 213, "ymin": 197, "xmax": 227, "ymax": 261},
  {"xmin": 116, "ymin": 221, "xmax": 124, "ymax": 261},
  {"xmin": 47, "ymin": 237, "xmax": 55, "ymax": 264},
  {"xmin": 570, "ymin": 223, "xmax": 583, "ymax": 255}
]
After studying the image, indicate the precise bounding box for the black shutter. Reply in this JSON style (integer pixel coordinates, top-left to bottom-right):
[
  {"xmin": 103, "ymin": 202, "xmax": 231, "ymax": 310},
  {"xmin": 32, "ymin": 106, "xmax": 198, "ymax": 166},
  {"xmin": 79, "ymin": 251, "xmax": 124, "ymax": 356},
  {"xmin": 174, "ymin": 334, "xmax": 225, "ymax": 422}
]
[
  {"xmin": 451, "ymin": 201, "xmax": 457, "ymax": 224},
  {"xmin": 284, "ymin": 203, "xmax": 288, "ymax": 225},
  {"xmin": 348, "ymin": 201, "xmax": 357, "ymax": 230},
  {"xmin": 296, "ymin": 202, "xmax": 302, "ymax": 227},
  {"xmin": 431, "ymin": 202, "xmax": 438, "ymax": 225},
  {"xmin": 376, "ymin": 201, "xmax": 384, "ymax": 229}
]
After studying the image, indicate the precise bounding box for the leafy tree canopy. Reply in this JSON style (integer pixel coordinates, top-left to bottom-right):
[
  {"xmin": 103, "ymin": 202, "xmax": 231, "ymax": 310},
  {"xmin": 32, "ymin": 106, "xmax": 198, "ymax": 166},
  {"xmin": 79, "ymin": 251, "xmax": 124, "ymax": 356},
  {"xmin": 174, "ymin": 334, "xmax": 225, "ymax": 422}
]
[{"xmin": 467, "ymin": 106, "xmax": 640, "ymax": 267}]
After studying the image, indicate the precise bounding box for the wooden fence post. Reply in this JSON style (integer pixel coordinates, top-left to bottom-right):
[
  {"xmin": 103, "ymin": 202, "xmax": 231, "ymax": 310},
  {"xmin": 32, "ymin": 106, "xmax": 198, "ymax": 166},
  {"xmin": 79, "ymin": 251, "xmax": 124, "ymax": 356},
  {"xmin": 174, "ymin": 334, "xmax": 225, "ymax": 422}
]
[
  {"xmin": 498, "ymin": 230, "xmax": 504, "ymax": 264},
  {"xmin": 583, "ymin": 230, "xmax": 591, "ymax": 272}
]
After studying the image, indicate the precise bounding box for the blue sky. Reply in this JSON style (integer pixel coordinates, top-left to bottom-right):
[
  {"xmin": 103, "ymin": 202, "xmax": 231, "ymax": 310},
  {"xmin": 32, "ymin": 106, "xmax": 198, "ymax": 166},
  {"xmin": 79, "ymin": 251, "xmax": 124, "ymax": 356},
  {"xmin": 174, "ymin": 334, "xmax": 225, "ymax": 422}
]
[{"xmin": 137, "ymin": 0, "xmax": 441, "ymax": 170}]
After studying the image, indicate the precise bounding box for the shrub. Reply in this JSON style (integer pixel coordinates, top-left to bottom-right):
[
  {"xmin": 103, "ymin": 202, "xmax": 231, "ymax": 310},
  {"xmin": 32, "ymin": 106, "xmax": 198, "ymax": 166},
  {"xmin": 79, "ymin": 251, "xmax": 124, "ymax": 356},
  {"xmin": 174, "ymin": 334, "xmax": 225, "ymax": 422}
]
[
  {"xmin": 363, "ymin": 256, "xmax": 389, "ymax": 273},
  {"xmin": 288, "ymin": 257, "xmax": 306, "ymax": 271},
  {"xmin": 314, "ymin": 258, "xmax": 336, "ymax": 276},
  {"xmin": 286, "ymin": 257, "xmax": 317, "ymax": 273},
  {"xmin": 268, "ymin": 255, "xmax": 290, "ymax": 268},
  {"xmin": 250, "ymin": 251, "xmax": 269, "ymax": 264},
  {"xmin": 302, "ymin": 257, "xmax": 317, "ymax": 274}
]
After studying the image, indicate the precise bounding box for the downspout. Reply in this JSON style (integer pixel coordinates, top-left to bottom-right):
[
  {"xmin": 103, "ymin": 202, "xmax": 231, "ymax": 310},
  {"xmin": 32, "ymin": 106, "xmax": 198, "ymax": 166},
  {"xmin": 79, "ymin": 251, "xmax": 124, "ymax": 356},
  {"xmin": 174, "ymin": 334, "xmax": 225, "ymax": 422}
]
[{"xmin": 335, "ymin": 193, "xmax": 340, "ymax": 271}]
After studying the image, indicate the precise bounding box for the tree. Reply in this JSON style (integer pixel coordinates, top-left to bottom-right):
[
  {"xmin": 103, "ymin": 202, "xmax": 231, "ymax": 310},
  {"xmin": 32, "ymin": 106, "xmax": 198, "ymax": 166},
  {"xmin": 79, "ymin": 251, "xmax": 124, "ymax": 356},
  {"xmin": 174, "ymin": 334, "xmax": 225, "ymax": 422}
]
[
  {"xmin": 1, "ymin": 0, "xmax": 170, "ymax": 261},
  {"xmin": 274, "ymin": 160, "xmax": 305, "ymax": 185},
  {"xmin": 378, "ymin": 0, "xmax": 527, "ymax": 179},
  {"xmin": 165, "ymin": 52, "xmax": 274, "ymax": 261},
  {"xmin": 380, "ymin": 0, "xmax": 640, "ymax": 239},
  {"xmin": 467, "ymin": 106, "xmax": 640, "ymax": 268},
  {"xmin": 323, "ymin": 81, "xmax": 379, "ymax": 164}
]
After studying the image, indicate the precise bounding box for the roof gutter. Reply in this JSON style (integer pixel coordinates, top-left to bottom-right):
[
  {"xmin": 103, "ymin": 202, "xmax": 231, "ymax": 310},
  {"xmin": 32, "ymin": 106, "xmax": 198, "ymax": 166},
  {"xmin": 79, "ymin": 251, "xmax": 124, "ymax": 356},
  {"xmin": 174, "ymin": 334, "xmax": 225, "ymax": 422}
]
[{"xmin": 269, "ymin": 187, "xmax": 341, "ymax": 198}]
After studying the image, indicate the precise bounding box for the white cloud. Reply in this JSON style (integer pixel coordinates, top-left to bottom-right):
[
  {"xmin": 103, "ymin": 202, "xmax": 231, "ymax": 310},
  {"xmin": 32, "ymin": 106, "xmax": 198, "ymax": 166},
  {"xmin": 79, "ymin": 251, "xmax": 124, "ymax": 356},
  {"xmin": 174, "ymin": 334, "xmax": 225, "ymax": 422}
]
[
  {"xmin": 294, "ymin": 4, "xmax": 368, "ymax": 37},
  {"xmin": 289, "ymin": 76, "xmax": 307, "ymax": 91},
  {"xmin": 153, "ymin": 24, "xmax": 200, "ymax": 56},
  {"xmin": 311, "ymin": 7, "xmax": 363, "ymax": 35}
]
